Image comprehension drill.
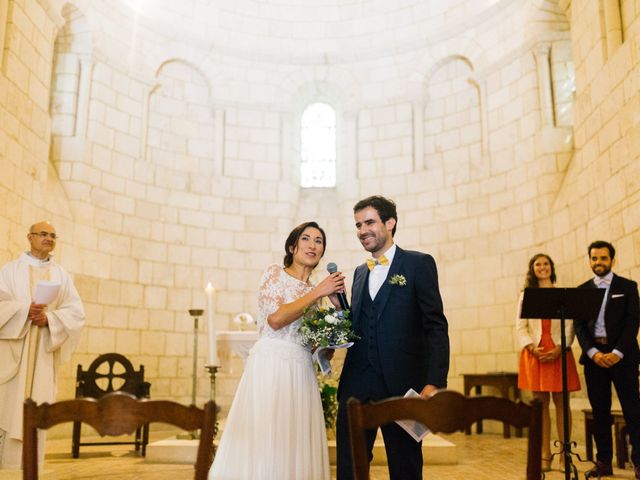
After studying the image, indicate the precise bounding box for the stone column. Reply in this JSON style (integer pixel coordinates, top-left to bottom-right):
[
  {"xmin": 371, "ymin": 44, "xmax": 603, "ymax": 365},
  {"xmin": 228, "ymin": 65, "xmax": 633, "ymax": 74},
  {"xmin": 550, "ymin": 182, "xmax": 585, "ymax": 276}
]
[
  {"xmin": 602, "ymin": 0, "xmax": 623, "ymax": 57},
  {"xmin": 214, "ymin": 107, "xmax": 225, "ymax": 177},
  {"xmin": 412, "ymin": 101, "xmax": 424, "ymax": 172},
  {"xmin": 74, "ymin": 57, "xmax": 94, "ymax": 138},
  {"xmin": 533, "ymin": 43, "xmax": 555, "ymax": 127},
  {"xmin": 344, "ymin": 111, "xmax": 358, "ymax": 182}
]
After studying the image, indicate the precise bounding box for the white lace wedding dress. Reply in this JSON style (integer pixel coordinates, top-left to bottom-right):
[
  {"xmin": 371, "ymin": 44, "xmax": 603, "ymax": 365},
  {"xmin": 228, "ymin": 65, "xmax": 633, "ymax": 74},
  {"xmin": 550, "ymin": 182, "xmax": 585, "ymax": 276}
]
[{"xmin": 209, "ymin": 264, "xmax": 330, "ymax": 480}]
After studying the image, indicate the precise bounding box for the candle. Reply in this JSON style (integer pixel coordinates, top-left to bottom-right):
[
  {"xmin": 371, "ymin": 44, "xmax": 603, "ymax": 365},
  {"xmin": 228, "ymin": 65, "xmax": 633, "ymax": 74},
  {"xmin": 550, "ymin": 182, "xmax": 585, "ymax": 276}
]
[{"xmin": 205, "ymin": 282, "xmax": 218, "ymax": 365}]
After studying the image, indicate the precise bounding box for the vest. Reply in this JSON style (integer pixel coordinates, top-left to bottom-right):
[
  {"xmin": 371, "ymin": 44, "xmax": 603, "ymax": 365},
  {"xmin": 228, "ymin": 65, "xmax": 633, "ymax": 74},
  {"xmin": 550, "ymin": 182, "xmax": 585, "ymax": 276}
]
[{"xmin": 358, "ymin": 283, "xmax": 385, "ymax": 374}]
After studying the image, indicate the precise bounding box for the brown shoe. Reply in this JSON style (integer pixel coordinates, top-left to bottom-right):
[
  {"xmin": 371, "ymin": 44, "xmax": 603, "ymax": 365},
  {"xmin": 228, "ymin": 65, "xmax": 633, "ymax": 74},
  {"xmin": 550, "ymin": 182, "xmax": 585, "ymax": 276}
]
[{"xmin": 585, "ymin": 460, "xmax": 613, "ymax": 478}]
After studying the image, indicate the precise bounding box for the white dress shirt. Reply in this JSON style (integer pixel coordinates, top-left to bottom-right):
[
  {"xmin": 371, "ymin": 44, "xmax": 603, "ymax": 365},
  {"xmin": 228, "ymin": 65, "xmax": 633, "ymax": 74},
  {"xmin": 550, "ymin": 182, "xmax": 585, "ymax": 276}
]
[
  {"xmin": 587, "ymin": 272, "xmax": 623, "ymax": 359},
  {"xmin": 368, "ymin": 244, "xmax": 396, "ymax": 300}
]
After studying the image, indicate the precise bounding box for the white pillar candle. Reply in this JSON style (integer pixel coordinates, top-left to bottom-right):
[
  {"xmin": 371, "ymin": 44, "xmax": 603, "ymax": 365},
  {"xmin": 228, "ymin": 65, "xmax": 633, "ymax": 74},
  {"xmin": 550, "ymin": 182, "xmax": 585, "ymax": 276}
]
[{"xmin": 205, "ymin": 282, "xmax": 218, "ymax": 365}]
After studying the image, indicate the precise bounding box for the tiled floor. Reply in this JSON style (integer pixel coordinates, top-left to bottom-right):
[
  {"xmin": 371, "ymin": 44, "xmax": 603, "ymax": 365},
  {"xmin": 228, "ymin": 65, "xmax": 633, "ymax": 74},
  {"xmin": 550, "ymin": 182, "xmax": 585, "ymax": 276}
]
[{"xmin": 2, "ymin": 431, "xmax": 638, "ymax": 479}]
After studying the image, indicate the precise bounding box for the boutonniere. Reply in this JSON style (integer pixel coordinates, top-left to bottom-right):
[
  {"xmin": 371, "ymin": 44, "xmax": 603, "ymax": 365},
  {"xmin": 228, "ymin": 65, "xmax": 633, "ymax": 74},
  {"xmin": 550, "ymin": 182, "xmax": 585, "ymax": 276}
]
[{"xmin": 389, "ymin": 274, "xmax": 407, "ymax": 286}]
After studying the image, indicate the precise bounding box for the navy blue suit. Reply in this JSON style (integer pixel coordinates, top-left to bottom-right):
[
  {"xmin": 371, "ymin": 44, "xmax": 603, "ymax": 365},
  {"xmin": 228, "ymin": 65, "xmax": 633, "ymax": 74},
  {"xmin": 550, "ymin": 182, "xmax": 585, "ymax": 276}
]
[
  {"xmin": 336, "ymin": 247, "xmax": 449, "ymax": 479},
  {"xmin": 574, "ymin": 274, "xmax": 640, "ymax": 466}
]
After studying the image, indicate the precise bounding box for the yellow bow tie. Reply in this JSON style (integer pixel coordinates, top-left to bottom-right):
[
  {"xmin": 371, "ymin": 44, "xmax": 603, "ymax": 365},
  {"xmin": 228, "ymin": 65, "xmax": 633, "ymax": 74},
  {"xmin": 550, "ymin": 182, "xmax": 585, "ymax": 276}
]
[{"xmin": 366, "ymin": 255, "xmax": 389, "ymax": 271}]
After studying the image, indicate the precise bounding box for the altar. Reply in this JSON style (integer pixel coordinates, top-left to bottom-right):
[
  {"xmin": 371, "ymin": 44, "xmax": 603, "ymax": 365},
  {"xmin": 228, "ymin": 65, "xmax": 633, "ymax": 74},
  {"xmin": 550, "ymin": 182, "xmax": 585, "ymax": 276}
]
[
  {"xmin": 146, "ymin": 329, "xmax": 259, "ymax": 464},
  {"xmin": 216, "ymin": 329, "xmax": 259, "ymax": 373}
]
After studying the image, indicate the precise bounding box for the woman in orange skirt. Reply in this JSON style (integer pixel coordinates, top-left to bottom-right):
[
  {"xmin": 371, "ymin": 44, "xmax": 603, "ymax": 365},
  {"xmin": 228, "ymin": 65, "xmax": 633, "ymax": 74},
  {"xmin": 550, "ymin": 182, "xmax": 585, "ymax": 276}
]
[{"xmin": 516, "ymin": 253, "xmax": 581, "ymax": 471}]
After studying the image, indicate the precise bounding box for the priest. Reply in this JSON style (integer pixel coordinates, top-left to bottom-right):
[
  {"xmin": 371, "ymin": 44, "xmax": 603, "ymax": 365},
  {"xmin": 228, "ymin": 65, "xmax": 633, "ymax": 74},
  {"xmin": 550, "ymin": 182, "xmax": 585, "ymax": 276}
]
[{"xmin": 0, "ymin": 221, "xmax": 85, "ymax": 469}]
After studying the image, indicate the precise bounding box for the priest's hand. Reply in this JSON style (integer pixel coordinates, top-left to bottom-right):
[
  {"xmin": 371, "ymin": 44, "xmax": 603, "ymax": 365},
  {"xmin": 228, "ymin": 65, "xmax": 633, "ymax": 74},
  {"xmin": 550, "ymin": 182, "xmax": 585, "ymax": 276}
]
[{"xmin": 29, "ymin": 303, "xmax": 49, "ymax": 326}]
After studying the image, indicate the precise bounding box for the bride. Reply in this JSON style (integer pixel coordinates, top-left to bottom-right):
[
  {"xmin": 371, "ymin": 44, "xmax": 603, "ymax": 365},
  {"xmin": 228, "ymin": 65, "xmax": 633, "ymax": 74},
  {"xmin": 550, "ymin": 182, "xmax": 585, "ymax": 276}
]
[{"xmin": 209, "ymin": 221, "xmax": 345, "ymax": 480}]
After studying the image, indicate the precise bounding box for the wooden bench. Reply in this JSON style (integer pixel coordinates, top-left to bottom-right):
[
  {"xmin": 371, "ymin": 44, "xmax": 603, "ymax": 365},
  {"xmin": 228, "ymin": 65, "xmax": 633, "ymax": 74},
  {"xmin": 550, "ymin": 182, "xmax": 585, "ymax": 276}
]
[{"xmin": 583, "ymin": 408, "xmax": 629, "ymax": 468}]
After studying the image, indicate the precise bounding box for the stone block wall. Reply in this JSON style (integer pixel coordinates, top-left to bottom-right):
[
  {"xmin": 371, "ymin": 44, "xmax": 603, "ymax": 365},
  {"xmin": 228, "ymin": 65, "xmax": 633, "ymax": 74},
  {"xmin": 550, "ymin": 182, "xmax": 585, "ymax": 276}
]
[{"xmin": 0, "ymin": 0, "xmax": 638, "ymax": 413}]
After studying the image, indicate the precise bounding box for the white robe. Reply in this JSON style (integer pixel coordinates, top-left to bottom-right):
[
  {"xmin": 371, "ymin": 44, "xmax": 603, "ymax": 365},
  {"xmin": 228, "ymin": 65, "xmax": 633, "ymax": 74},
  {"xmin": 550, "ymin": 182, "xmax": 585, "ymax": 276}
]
[{"xmin": 0, "ymin": 253, "xmax": 85, "ymax": 468}]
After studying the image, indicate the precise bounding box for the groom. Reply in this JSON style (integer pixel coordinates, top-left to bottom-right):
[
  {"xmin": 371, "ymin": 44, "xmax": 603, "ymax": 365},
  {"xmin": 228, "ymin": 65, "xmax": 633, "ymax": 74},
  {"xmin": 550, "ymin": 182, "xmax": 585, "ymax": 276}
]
[{"xmin": 336, "ymin": 195, "xmax": 450, "ymax": 479}]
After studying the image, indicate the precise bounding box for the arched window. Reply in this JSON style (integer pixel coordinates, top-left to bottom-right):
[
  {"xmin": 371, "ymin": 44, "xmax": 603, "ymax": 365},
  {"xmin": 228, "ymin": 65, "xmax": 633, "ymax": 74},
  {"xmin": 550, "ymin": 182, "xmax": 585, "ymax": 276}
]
[{"xmin": 300, "ymin": 102, "xmax": 336, "ymax": 188}]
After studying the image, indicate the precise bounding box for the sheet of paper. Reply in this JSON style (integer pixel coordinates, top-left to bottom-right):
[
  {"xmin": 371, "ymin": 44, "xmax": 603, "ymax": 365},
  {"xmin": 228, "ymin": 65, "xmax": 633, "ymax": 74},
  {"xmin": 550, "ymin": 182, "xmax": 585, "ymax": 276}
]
[
  {"xmin": 312, "ymin": 342, "xmax": 354, "ymax": 375},
  {"xmin": 34, "ymin": 281, "xmax": 61, "ymax": 305},
  {"xmin": 395, "ymin": 388, "xmax": 431, "ymax": 442}
]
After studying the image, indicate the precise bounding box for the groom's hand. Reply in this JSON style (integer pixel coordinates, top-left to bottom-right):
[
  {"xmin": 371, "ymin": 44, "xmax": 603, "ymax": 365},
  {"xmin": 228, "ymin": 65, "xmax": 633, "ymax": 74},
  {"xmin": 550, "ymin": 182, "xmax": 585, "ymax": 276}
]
[
  {"xmin": 328, "ymin": 293, "xmax": 341, "ymax": 309},
  {"xmin": 419, "ymin": 384, "xmax": 438, "ymax": 399}
]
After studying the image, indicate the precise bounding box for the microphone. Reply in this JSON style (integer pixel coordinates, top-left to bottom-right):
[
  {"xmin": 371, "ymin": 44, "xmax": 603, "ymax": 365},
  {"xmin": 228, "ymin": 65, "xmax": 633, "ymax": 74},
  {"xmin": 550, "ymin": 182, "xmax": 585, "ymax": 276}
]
[{"xmin": 327, "ymin": 262, "xmax": 350, "ymax": 311}]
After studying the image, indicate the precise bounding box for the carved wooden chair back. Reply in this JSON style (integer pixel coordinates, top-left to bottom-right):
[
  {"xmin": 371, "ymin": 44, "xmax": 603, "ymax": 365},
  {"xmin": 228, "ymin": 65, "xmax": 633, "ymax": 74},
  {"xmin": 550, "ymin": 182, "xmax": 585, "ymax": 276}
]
[
  {"xmin": 72, "ymin": 352, "xmax": 151, "ymax": 457},
  {"xmin": 347, "ymin": 389, "xmax": 542, "ymax": 480},
  {"xmin": 23, "ymin": 392, "xmax": 216, "ymax": 480}
]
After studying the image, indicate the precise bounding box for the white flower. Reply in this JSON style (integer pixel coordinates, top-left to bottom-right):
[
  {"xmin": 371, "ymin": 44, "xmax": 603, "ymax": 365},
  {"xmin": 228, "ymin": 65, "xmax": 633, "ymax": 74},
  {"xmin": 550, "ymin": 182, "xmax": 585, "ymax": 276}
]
[
  {"xmin": 324, "ymin": 314, "xmax": 339, "ymax": 325},
  {"xmin": 389, "ymin": 274, "xmax": 407, "ymax": 286}
]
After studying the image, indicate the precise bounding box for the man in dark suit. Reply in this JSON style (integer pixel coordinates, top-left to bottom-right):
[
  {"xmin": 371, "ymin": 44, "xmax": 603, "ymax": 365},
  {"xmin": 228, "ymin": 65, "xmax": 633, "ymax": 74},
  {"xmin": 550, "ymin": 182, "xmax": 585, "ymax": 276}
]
[
  {"xmin": 335, "ymin": 195, "xmax": 450, "ymax": 480},
  {"xmin": 574, "ymin": 240, "xmax": 640, "ymax": 479}
]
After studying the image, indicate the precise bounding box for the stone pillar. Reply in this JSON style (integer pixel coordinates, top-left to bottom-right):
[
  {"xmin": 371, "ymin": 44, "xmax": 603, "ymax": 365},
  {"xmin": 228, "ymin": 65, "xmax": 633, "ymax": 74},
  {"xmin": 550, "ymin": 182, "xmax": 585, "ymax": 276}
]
[
  {"xmin": 602, "ymin": 0, "xmax": 623, "ymax": 57},
  {"xmin": 281, "ymin": 113, "xmax": 292, "ymax": 182},
  {"xmin": 214, "ymin": 107, "xmax": 225, "ymax": 177},
  {"xmin": 533, "ymin": 42, "xmax": 555, "ymax": 127},
  {"xmin": 343, "ymin": 112, "xmax": 358, "ymax": 182},
  {"xmin": 75, "ymin": 57, "xmax": 93, "ymax": 138},
  {"xmin": 0, "ymin": 0, "xmax": 8, "ymax": 68},
  {"xmin": 412, "ymin": 101, "xmax": 424, "ymax": 171},
  {"xmin": 141, "ymin": 84, "xmax": 158, "ymax": 161}
]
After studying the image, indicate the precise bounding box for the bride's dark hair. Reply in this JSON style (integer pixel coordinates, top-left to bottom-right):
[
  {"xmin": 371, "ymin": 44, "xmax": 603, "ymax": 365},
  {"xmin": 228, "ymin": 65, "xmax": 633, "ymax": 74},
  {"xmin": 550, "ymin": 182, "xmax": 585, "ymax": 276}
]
[{"xmin": 283, "ymin": 221, "xmax": 326, "ymax": 268}]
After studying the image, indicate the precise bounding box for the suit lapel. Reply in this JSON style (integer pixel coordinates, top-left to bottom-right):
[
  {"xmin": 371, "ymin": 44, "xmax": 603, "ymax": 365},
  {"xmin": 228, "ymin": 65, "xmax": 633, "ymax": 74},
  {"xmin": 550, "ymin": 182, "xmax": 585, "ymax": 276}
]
[
  {"xmin": 372, "ymin": 247, "xmax": 406, "ymax": 321},
  {"xmin": 351, "ymin": 264, "xmax": 369, "ymax": 328},
  {"xmin": 604, "ymin": 274, "xmax": 620, "ymax": 325},
  {"xmin": 581, "ymin": 279, "xmax": 599, "ymax": 331}
]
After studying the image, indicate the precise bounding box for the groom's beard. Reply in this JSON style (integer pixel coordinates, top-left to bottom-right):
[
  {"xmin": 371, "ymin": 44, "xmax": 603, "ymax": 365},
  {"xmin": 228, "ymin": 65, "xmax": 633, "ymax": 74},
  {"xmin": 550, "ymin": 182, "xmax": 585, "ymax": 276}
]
[
  {"xmin": 358, "ymin": 233, "xmax": 385, "ymax": 253},
  {"xmin": 591, "ymin": 264, "xmax": 611, "ymax": 277}
]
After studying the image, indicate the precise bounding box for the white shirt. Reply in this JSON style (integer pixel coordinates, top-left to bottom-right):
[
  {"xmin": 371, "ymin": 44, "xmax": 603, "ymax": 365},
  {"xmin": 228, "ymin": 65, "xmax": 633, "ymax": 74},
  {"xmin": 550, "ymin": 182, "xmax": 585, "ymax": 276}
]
[
  {"xmin": 587, "ymin": 272, "xmax": 623, "ymax": 359},
  {"xmin": 368, "ymin": 244, "xmax": 396, "ymax": 300}
]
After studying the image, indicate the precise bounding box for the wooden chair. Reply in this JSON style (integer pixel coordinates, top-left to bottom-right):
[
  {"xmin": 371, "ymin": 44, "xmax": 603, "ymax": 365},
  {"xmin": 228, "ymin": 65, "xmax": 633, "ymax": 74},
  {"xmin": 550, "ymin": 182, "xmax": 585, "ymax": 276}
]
[
  {"xmin": 23, "ymin": 391, "xmax": 215, "ymax": 480},
  {"xmin": 347, "ymin": 389, "xmax": 543, "ymax": 480},
  {"xmin": 72, "ymin": 352, "xmax": 151, "ymax": 457}
]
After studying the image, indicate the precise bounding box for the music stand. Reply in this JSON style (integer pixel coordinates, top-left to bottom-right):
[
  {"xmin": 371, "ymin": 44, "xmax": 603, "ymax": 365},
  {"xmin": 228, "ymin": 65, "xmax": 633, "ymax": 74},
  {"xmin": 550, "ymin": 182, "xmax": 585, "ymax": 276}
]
[{"xmin": 521, "ymin": 287, "xmax": 605, "ymax": 480}]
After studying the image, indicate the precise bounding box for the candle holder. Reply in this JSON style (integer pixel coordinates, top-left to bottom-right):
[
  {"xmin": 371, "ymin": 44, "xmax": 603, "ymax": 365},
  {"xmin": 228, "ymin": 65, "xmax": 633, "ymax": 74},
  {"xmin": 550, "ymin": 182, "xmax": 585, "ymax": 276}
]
[
  {"xmin": 188, "ymin": 309, "xmax": 203, "ymax": 407},
  {"xmin": 177, "ymin": 309, "xmax": 204, "ymax": 441},
  {"xmin": 205, "ymin": 364, "xmax": 221, "ymax": 455}
]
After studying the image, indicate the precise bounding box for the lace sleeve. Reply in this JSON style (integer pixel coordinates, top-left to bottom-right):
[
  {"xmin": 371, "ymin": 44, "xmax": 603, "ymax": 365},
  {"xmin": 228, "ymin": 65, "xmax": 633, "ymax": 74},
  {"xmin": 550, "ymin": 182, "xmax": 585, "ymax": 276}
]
[{"xmin": 257, "ymin": 264, "xmax": 284, "ymax": 330}]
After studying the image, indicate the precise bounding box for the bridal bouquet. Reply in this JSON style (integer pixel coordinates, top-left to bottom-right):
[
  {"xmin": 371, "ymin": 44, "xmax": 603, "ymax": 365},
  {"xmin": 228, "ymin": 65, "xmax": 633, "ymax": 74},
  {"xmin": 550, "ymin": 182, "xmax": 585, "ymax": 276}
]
[
  {"xmin": 299, "ymin": 306, "xmax": 356, "ymax": 349},
  {"xmin": 299, "ymin": 306, "xmax": 358, "ymax": 375}
]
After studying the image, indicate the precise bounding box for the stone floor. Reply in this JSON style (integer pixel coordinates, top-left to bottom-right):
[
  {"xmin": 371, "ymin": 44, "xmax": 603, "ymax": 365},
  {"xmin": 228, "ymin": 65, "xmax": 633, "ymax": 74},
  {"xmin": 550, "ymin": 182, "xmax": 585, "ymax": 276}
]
[{"xmin": 2, "ymin": 430, "xmax": 638, "ymax": 479}]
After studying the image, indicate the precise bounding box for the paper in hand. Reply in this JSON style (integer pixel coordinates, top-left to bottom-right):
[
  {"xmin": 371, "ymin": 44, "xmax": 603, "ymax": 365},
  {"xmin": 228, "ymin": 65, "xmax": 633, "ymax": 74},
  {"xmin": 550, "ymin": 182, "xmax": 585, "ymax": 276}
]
[
  {"xmin": 395, "ymin": 388, "xmax": 431, "ymax": 442},
  {"xmin": 34, "ymin": 281, "xmax": 61, "ymax": 305},
  {"xmin": 312, "ymin": 342, "xmax": 354, "ymax": 376}
]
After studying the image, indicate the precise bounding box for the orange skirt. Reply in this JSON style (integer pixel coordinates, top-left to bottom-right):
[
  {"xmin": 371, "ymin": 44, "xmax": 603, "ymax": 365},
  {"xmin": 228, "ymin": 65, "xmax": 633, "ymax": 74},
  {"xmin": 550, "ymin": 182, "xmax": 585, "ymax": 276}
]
[
  {"xmin": 518, "ymin": 348, "xmax": 580, "ymax": 392},
  {"xmin": 518, "ymin": 333, "xmax": 581, "ymax": 393}
]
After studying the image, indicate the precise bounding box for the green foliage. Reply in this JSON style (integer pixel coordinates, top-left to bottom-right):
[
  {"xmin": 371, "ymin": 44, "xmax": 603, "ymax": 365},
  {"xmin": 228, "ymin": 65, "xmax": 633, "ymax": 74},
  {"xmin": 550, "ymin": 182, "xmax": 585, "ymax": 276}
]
[{"xmin": 318, "ymin": 374, "xmax": 338, "ymax": 430}]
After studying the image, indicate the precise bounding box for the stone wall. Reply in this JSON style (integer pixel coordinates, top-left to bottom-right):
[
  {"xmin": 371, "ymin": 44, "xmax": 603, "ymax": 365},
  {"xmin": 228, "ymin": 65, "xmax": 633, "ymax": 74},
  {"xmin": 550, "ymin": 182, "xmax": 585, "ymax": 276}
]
[{"xmin": 0, "ymin": 0, "xmax": 638, "ymax": 412}]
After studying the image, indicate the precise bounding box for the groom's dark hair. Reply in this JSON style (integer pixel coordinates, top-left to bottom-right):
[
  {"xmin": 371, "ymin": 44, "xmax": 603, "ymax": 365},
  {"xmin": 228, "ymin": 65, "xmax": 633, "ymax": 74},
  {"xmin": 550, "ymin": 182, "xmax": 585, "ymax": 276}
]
[
  {"xmin": 588, "ymin": 240, "xmax": 616, "ymax": 260},
  {"xmin": 353, "ymin": 195, "xmax": 398, "ymax": 237},
  {"xmin": 283, "ymin": 221, "xmax": 327, "ymax": 268}
]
